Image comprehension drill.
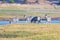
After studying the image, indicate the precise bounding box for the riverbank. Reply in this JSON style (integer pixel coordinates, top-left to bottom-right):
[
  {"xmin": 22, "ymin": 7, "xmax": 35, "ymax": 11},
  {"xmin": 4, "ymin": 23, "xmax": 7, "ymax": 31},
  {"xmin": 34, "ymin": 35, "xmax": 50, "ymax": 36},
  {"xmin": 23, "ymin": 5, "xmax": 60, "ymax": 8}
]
[{"xmin": 0, "ymin": 24, "xmax": 60, "ymax": 40}]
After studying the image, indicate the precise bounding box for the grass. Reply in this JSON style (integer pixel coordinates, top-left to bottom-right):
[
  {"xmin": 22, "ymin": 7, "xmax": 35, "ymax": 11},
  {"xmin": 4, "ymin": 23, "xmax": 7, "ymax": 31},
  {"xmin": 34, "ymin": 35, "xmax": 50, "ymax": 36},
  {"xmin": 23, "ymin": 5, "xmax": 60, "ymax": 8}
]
[
  {"xmin": 0, "ymin": 5, "xmax": 60, "ymax": 40},
  {"xmin": 0, "ymin": 24, "xmax": 60, "ymax": 40},
  {"xmin": 0, "ymin": 31, "xmax": 34, "ymax": 38},
  {"xmin": 0, "ymin": 10, "xmax": 60, "ymax": 19},
  {"xmin": 0, "ymin": 5, "xmax": 60, "ymax": 18}
]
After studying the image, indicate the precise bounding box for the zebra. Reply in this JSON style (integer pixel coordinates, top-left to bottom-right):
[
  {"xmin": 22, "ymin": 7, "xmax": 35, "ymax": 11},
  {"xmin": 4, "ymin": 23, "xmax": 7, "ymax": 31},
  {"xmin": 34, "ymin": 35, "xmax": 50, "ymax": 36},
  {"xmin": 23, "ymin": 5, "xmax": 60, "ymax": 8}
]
[
  {"xmin": 9, "ymin": 17, "xmax": 19, "ymax": 24},
  {"xmin": 24, "ymin": 15, "xmax": 33, "ymax": 23},
  {"xmin": 45, "ymin": 14, "xmax": 51, "ymax": 23}
]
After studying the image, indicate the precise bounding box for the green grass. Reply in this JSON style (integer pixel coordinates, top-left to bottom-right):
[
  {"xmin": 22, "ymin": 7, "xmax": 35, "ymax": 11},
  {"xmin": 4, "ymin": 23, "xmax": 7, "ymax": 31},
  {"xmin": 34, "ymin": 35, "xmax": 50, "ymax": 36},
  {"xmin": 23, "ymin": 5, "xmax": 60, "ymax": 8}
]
[
  {"xmin": 0, "ymin": 8, "xmax": 60, "ymax": 17},
  {"xmin": 0, "ymin": 31, "xmax": 35, "ymax": 38}
]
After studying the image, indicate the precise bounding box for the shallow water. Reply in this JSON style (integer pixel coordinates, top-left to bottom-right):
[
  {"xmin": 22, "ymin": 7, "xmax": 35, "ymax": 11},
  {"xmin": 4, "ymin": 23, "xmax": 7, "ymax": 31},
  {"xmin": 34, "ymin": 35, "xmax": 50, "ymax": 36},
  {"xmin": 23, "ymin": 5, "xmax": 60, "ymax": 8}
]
[
  {"xmin": 41, "ymin": 20, "xmax": 60, "ymax": 24},
  {"xmin": 0, "ymin": 20, "xmax": 60, "ymax": 25}
]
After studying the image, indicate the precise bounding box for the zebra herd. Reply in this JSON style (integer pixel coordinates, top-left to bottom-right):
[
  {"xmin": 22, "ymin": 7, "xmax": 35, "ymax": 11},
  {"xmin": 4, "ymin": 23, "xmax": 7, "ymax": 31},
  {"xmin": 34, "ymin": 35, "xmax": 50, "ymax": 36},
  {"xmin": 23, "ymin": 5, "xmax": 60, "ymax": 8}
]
[
  {"xmin": 9, "ymin": 15, "xmax": 51, "ymax": 24},
  {"xmin": 24, "ymin": 14, "xmax": 51, "ymax": 24}
]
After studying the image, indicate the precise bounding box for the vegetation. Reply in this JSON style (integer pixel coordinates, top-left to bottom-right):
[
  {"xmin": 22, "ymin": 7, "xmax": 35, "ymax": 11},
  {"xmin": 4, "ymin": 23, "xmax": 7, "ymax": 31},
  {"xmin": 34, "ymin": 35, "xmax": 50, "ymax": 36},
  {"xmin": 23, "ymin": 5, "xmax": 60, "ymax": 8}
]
[
  {"xmin": 0, "ymin": 31, "xmax": 33, "ymax": 38},
  {"xmin": 10, "ymin": 0, "xmax": 15, "ymax": 3},
  {"xmin": 0, "ymin": 7, "xmax": 60, "ymax": 18},
  {"xmin": 0, "ymin": 24, "xmax": 60, "ymax": 40},
  {"xmin": 2, "ymin": 0, "xmax": 6, "ymax": 3}
]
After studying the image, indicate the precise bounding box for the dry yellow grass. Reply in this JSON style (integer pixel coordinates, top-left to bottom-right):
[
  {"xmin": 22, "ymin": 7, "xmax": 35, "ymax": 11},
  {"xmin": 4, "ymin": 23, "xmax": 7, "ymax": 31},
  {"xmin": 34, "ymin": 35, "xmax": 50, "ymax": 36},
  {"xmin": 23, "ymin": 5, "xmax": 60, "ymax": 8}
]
[
  {"xmin": 0, "ymin": 4, "xmax": 56, "ymax": 9},
  {"xmin": 0, "ymin": 24, "xmax": 60, "ymax": 40}
]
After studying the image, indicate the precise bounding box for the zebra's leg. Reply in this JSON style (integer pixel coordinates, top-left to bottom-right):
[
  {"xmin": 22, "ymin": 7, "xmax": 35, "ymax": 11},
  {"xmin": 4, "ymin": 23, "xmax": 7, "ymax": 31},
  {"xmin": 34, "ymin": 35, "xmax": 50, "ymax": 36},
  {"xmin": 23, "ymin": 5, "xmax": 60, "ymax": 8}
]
[
  {"xmin": 37, "ymin": 20, "xmax": 41, "ymax": 24},
  {"xmin": 9, "ymin": 20, "xmax": 12, "ymax": 24},
  {"xmin": 9, "ymin": 21, "xmax": 11, "ymax": 24},
  {"xmin": 31, "ymin": 20, "xmax": 36, "ymax": 23},
  {"xmin": 39, "ymin": 20, "xmax": 41, "ymax": 23}
]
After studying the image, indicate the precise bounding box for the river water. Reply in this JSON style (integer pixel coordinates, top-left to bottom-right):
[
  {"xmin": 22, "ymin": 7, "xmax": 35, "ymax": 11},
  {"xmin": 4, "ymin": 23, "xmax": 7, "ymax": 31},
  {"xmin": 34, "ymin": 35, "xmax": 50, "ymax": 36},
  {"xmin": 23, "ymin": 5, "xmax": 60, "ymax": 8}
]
[{"xmin": 0, "ymin": 20, "xmax": 60, "ymax": 25}]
